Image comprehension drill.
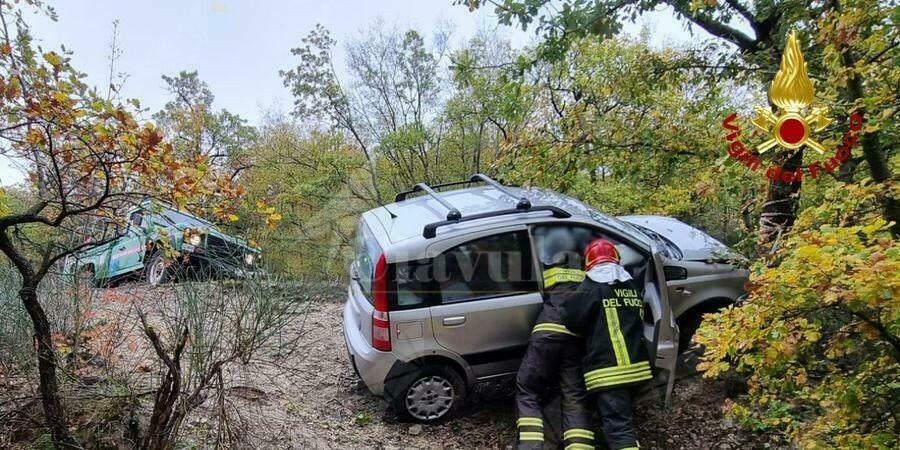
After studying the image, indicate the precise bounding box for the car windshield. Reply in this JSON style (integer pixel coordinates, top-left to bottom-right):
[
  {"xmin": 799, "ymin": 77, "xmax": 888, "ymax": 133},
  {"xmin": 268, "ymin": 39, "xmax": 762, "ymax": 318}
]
[
  {"xmin": 627, "ymin": 223, "xmax": 683, "ymax": 260},
  {"xmin": 586, "ymin": 208, "xmax": 651, "ymax": 247}
]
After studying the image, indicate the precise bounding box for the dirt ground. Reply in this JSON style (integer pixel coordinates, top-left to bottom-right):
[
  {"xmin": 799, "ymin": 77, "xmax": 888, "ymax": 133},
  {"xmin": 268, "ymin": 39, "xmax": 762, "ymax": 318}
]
[
  {"xmin": 180, "ymin": 297, "xmax": 774, "ymax": 449},
  {"xmin": 1, "ymin": 286, "xmax": 773, "ymax": 449}
]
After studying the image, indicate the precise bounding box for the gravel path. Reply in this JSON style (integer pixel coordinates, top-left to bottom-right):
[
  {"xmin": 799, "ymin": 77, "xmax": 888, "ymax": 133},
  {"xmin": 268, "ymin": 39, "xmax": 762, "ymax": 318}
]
[{"xmin": 182, "ymin": 298, "xmax": 771, "ymax": 449}]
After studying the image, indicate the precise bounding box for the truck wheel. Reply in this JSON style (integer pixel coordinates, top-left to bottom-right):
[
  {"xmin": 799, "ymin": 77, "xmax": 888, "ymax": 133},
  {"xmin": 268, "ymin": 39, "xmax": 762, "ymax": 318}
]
[
  {"xmin": 392, "ymin": 365, "xmax": 465, "ymax": 424},
  {"xmin": 77, "ymin": 266, "xmax": 96, "ymax": 289},
  {"xmin": 145, "ymin": 251, "xmax": 170, "ymax": 286}
]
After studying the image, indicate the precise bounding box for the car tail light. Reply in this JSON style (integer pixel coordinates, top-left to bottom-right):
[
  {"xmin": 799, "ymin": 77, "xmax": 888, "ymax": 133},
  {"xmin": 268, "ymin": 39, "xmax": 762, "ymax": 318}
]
[{"xmin": 371, "ymin": 253, "xmax": 391, "ymax": 351}]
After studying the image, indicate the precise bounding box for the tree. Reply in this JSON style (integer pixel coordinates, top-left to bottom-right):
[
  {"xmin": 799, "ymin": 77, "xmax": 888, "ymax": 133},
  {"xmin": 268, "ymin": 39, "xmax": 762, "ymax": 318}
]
[
  {"xmin": 240, "ymin": 114, "xmax": 369, "ymax": 276},
  {"xmin": 482, "ymin": 34, "xmax": 759, "ymax": 246},
  {"xmin": 446, "ymin": 29, "xmax": 532, "ymax": 173},
  {"xmin": 281, "ymin": 22, "xmax": 489, "ymax": 200},
  {"xmin": 153, "ymin": 70, "xmax": 258, "ymax": 180},
  {"xmin": 0, "ymin": 3, "xmax": 237, "ymax": 445},
  {"xmin": 462, "ymin": 0, "xmax": 899, "ymax": 246}
]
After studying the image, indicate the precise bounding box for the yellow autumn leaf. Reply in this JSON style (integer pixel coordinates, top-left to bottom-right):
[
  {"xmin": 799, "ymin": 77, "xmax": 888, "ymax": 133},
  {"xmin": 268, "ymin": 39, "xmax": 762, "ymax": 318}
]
[
  {"xmin": 56, "ymin": 342, "xmax": 71, "ymax": 355},
  {"xmin": 25, "ymin": 128, "xmax": 44, "ymax": 145},
  {"xmin": 43, "ymin": 51, "xmax": 61, "ymax": 67}
]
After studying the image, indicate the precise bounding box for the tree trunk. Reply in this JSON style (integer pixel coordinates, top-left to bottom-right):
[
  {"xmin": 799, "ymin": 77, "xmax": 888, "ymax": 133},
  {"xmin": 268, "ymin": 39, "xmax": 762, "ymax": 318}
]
[
  {"xmin": 840, "ymin": 36, "xmax": 899, "ymax": 236},
  {"xmin": 857, "ymin": 117, "xmax": 900, "ymax": 236},
  {"xmin": 19, "ymin": 280, "xmax": 78, "ymax": 449},
  {"xmin": 757, "ymin": 149, "xmax": 804, "ymax": 253}
]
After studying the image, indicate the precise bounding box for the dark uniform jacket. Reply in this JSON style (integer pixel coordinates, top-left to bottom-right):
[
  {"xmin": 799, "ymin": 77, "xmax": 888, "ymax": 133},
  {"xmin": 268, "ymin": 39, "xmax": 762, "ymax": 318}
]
[
  {"xmin": 562, "ymin": 276, "xmax": 652, "ymax": 392},
  {"xmin": 515, "ymin": 267, "xmax": 594, "ymax": 449},
  {"xmin": 532, "ymin": 267, "xmax": 586, "ymax": 336}
]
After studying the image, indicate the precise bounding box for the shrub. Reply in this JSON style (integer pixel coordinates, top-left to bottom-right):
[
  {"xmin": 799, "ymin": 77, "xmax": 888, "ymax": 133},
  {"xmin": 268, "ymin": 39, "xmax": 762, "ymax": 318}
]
[{"xmin": 697, "ymin": 182, "xmax": 899, "ymax": 448}]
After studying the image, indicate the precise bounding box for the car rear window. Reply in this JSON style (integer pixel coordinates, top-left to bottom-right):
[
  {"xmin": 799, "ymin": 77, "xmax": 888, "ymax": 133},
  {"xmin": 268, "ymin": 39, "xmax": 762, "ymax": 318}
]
[{"xmin": 354, "ymin": 220, "xmax": 382, "ymax": 301}]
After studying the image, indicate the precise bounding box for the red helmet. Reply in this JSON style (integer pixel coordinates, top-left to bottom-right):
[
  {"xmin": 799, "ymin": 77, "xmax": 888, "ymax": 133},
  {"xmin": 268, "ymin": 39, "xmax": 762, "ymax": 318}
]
[{"xmin": 584, "ymin": 238, "xmax": 620, "ymax": 270}]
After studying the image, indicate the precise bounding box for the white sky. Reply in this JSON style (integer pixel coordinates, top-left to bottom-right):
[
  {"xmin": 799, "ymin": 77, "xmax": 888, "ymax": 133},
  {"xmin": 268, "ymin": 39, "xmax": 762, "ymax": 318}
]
[{"xmin": 1, "ymin": 0, "xmax": 705, "ymax": 186}]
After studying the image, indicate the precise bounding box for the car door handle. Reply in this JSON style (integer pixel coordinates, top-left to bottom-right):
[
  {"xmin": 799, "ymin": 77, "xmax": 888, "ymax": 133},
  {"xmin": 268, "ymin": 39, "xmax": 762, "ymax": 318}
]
[
  {"xmin": 442, "ymin": 316, "xmax": 466, "ymax": 327},
  {"xmin": 675, "ymin": 287, "xmax": 692, "ymax": 295}
]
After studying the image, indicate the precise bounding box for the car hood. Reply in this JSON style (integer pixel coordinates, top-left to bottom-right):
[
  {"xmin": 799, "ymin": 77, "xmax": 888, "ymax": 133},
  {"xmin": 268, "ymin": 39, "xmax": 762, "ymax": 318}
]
[{"xmin": 618, "ymin": 215, "xmax": 741, "ymax": 261}]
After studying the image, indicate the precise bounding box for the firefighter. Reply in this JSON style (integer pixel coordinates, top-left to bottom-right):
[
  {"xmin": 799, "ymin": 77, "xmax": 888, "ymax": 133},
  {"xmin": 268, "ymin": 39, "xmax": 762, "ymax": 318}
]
[
  {"xmin": 515, "ymin": 227, "xmax": 594, "ymax": 450},
  {"xmin": 563, "ymin": 238, "xmax": 653, "ymax": 450}
]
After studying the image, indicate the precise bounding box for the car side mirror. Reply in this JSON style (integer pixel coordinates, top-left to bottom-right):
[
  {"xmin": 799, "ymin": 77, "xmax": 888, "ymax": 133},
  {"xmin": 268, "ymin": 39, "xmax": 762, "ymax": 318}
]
[{"xmin": 663, "ymin": 266, "xmax": 688, "ymax": 280}]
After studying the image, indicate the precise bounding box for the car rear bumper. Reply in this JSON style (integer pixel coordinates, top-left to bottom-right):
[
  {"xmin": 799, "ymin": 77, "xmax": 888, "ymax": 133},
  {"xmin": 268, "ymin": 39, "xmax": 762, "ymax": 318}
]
[{"xmin": 342, "ymin": 298, "xmax": 396, "ymax": 396}]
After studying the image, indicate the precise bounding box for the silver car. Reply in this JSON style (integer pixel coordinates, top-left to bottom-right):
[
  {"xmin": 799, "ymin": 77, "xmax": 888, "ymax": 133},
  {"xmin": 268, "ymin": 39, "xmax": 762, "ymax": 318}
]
[{"xmin": 342, "ymin": 174, "xmax": 748, "ymax": 423}]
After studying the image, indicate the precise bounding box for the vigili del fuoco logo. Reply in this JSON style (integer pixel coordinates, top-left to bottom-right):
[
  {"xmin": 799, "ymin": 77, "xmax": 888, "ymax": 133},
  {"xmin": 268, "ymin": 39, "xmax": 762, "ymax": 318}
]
[{"xmin": 721, "ymin": 30, "xmax": 863, "ymax": 183}]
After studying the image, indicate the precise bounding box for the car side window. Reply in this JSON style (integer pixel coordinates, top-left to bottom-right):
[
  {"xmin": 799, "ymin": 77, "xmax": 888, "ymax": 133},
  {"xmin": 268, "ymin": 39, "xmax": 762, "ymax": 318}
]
[
  {"xmin": 129, "ymin": 211, "xmax": 143, "ymax": 228},
  {"xmin": 393, "ymin": 259, "xmax": 434, "ymax": 308},
  {"xmin": 102, "ymin": 222, "xmax": 122, "ymax": 241},
  {"xmin": 431, "ymin": 231, "xmax": 537, "ymax": 303},
  {"xmin": 532, "ymin": 224, "xmax": 648, "ymax": 272}
]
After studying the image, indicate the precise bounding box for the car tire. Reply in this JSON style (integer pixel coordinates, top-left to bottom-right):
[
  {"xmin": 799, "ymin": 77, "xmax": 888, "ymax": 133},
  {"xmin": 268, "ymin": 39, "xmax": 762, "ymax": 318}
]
[
  {"xmin": 145, "ymin": 250, "xmax": 171, "ymax": 286},
  {"xmin": 391, "ymin": 365, "xmax": 465, "ymax": 424}
]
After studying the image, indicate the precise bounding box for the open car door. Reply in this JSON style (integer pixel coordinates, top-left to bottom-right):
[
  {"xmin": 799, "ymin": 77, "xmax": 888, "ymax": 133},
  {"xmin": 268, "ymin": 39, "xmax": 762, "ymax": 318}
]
[{"xmin": 643, "ymin": 247, "xmax": 679, "ymax": 406}]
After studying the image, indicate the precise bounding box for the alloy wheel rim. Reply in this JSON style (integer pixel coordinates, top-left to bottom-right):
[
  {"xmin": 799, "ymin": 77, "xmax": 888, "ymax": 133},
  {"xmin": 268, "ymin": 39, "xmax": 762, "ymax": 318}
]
[
  {"xmin": 149, "ymin": 260, "xmax": 163, "ymax": 285},
  {"xmin": 405, "ymin": 375, "xmax": 454, "ymax": 421}
]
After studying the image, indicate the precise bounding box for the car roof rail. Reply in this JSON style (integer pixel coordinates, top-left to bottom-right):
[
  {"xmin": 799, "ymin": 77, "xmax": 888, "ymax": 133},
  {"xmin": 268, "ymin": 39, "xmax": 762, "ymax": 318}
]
[
  {"xmin": 469, "ymin": 173, "xmax": 531, "ymax": 210},
  {"xmin": 395, "ymin": 174, "xmax": 530, "ymax": 206},
  {"xmin": 410, "ymin": 183, "xmax": 462, "ymax": 221},
  {"xmin": 423, "ymin": 205, "xmax": 571, "ymax": 239},
  {"xmin": 395, "ymin": 180, "xmax": 471, "ymax": 202}
]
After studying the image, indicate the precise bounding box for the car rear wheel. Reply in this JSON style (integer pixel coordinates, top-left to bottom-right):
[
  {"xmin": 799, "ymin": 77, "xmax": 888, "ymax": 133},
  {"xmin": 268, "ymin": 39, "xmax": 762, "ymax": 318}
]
[
  {"xmin": 392, "ymin": 365, "xmax": 465, "ymax": 424},
  {"xmin": 145, "ymin": 251, "xmax": 171, "ymax": 286}
]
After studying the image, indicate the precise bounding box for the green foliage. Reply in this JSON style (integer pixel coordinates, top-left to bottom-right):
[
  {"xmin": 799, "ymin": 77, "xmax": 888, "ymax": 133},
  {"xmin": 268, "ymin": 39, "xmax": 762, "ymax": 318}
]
[
  {"xmin": 697, "ymin": 182, "xmax": 899, "ymax": 448},
  {"xmin": 0, "ymin": 188, "xmax": 8, "ymax": 216},
  {"xmin": 239, "ymin": 118, "xmax": 368, "ymax": 277},
  {"xmin": 446, "ymin": 31, "xmax": 532, "ymax": 173},
  {"xmin": 496, "ymin": 36, "xmax": 759, "ymax": 245},
  {"xmin": 355, "ymin": 410, "xmax": 372, "ymax": 426},
  {"xmin": 465, "ymin": 0, "xmax": 900, "ymax": 237},
  {"xmin": 153, "ymin": 70, "xmax": 258, "ymax": 163}
]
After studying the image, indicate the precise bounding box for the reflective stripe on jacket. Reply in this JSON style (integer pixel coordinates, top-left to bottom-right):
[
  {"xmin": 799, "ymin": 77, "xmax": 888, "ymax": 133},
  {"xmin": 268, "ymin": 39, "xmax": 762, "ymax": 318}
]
[
  {"xmin": 542, "ymin": 267, "xmax": 585, "ymax": 288},
  {"xmin": 531, "ymin": 268, "xmax": 585, "ymax": 337},
  {"xmin": 562, "ymin": 277, "xmax": 652, "ymax": 391}
]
